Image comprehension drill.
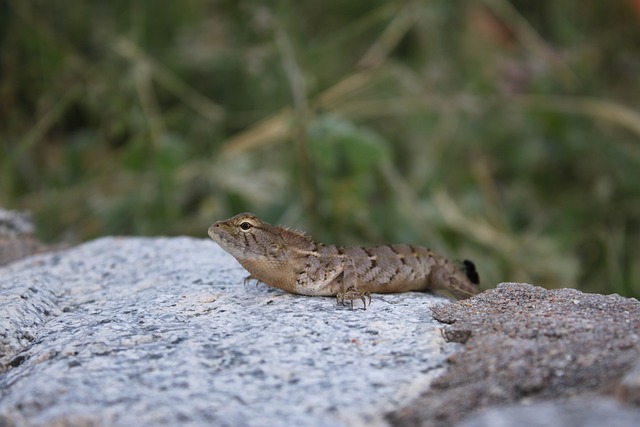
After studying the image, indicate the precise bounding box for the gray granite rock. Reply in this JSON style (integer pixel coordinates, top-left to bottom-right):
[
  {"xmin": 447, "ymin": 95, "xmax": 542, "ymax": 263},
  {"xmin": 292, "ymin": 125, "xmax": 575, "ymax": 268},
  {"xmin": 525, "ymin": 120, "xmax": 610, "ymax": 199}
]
[
  {"xmin": 0, "ymin": 209, "xmax": 34, "ymax": 237},
  {"xmin": 0, "ymin": 208, "xmax": 48, "ymax": 267},
  {"xmin": 457, "ymin": 398, "xmax": 640, "ymax": 427},
  {"xmin": 617, "ymin": 358, "xmax": 640, "ymax": 405},
  {"xmin": 0, "ymin": 237, "xmax": 458, "ymax": 426}
]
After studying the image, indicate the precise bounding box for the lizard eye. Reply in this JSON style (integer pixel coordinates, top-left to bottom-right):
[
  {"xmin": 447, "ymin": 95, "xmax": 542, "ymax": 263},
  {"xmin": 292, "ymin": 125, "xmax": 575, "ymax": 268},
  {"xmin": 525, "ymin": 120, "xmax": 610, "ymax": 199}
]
[{"xmin": 239, "ymin": 221, "xmax": 253, "ymax": 231}]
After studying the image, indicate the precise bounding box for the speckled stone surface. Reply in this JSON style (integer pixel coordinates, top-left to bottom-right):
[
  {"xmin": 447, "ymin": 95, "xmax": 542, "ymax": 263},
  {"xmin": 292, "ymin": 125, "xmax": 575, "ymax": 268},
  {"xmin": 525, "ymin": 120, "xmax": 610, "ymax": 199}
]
[
  {"xmin": 0, "ymin": 208, "xmax": 53, "ymax": 267},
  {"xmin": 457, "ymin": 398, "xmax": 640, "ymax": 427},
  {"xmin": 387, "ymin": 283, "xmax": 640, "ymax": 427},
  {"xmin": 0, "ymin": 237, "xmax": 458, "ymax": 426}
]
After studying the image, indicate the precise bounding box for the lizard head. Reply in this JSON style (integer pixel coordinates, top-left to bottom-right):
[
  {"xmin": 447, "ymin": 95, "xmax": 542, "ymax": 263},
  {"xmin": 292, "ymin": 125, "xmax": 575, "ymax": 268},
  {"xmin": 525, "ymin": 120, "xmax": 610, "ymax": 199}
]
[{"xmin": 208, "ymin": 212, "xmax": 288, "ymax": 261}]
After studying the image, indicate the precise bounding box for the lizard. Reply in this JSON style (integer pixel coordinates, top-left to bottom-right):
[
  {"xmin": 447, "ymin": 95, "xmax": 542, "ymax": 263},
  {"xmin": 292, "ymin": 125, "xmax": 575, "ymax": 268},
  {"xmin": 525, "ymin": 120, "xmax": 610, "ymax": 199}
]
[{"xmin": 208, "ymin": 212, "xmax": 480, "ymax": 309}]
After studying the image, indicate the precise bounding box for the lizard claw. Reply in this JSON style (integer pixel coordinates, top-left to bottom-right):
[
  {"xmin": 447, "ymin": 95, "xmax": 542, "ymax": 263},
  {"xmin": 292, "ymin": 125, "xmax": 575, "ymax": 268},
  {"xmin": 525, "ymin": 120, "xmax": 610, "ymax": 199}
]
[
  {"xmin": 243, "ymin": 275, "xmax": 262, "ymax": 287},
  {"xmin": 336, "ymin": 289, "xmax": 371, "ymax": 310}
]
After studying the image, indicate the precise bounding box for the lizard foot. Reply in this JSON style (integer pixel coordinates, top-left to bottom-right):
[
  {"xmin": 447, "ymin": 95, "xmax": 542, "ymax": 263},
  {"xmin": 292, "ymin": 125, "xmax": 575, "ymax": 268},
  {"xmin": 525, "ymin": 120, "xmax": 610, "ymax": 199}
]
[
  {"xmin": 336, "ymin": 289, "xmax": 371, "ymax": 310},
  {"xmin": 243, "ymin": 275, "xmax": 263, "ymax": 287}
]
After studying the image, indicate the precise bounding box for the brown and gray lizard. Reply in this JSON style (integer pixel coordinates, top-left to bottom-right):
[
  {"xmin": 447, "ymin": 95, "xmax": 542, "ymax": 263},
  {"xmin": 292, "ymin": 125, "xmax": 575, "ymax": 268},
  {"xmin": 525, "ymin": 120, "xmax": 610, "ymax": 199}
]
[{"xmin": 208, "ymin": 212, "xmax": 480, "ymax": 309}]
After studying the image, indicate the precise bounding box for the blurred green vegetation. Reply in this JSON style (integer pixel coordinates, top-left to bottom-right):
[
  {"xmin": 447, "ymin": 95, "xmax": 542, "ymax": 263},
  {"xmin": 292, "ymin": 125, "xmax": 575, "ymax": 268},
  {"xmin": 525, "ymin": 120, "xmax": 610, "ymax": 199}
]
[{"xmin": 1, "ymin": 0, "xmax": 640, "ymax": 296}]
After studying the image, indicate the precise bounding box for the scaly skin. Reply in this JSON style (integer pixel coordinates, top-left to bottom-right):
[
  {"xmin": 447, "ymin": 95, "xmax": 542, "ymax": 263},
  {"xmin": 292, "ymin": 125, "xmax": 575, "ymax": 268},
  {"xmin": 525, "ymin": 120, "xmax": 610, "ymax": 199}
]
[{"xmin": 208, "ymin": 213, "xmax": 480, "ymax": 308}]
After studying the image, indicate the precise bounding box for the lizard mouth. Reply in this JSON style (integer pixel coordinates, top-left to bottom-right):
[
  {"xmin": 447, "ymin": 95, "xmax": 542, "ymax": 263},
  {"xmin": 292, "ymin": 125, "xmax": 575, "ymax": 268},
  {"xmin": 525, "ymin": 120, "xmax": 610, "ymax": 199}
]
[
  {"xmin": 207, "ymin": 225, "xmax": 218, "ymax": 241},
  {"xmin": 208, "ymin": 226, "xmax": 239, "ymax": 251},
  {"xmin": 207, "ymin": 225, "xmax": 228, "ymax": 244}
]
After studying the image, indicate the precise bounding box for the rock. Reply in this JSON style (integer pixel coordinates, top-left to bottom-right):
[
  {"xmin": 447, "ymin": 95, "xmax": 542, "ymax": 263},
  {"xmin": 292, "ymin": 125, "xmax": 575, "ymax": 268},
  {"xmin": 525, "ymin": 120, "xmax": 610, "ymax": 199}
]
[
  {"xmin": 0, "ymin": 237, "xmax": 459, "ymax": 426},
  {"xmin": 5, "ymin": 241, "xmax": 640, "ymax": 427},
  {"xmin": 0, "ymin": 209, "xmax": 34, "ymax": 237},
  {"xmin": 0, "ymin": 208, "xmax": 65, "ymax": 267},
  {"xmin": 617, "ymin": 358, "xmax": 640, "ymax": 405},
  {"xmin": 457, "ymin": 398, "xmax": 640, "ymax": 427},
  {"xmin": 386, "ymin": 283, "xmax": 640, "ymax": 427}
]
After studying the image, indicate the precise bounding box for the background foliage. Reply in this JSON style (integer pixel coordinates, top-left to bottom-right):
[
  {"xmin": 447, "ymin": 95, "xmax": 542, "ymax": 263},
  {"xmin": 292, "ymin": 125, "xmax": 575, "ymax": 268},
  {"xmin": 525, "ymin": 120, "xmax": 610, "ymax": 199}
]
[{"xmin": 2, "ymin": 0, "xmax": 639, "ymax": 296}]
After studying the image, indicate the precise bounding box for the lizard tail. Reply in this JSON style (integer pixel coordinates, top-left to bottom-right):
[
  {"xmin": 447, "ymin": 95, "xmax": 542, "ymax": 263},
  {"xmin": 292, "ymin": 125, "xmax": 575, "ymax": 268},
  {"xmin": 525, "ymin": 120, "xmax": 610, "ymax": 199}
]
[
  {"xmin": 446, "ymin": 282, "xmax": 480, "ymax": 300},
  {"xmin": 429, "ymin": 261, "xmax": 481, "ymax": 300},
  {"xmin": 462, "ymin": 259, "xmax": 480, "ymax": 285}
]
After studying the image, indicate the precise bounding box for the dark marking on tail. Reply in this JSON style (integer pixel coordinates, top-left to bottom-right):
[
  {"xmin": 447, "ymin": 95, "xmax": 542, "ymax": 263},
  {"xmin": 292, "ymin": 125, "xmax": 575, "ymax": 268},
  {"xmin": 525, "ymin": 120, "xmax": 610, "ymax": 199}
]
[{"xmin": 462, "ymin": 260, "xmax": 480, "ymax": 285}]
